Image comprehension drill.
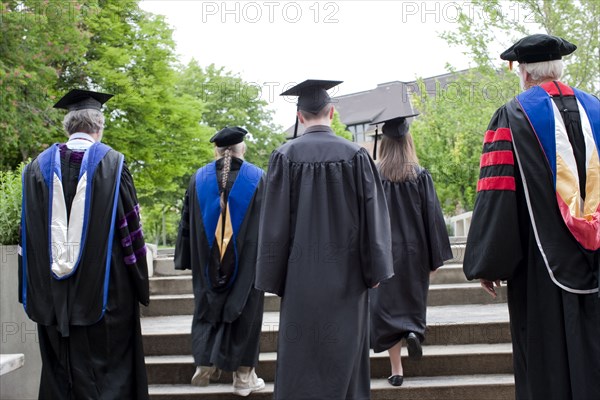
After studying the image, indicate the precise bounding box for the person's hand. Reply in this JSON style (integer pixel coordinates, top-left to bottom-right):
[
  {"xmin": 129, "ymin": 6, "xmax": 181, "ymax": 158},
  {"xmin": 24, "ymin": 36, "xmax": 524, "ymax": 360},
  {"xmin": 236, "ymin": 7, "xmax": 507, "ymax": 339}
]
[{"xmin": 480, "ymin": 279, "xmax": 501, "ymax": 298}]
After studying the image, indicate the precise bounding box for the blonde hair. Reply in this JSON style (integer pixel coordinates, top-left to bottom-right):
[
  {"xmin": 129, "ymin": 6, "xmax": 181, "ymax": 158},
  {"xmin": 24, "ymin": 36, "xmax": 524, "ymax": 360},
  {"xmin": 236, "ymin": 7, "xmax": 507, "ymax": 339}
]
[
  {"xmin": 215, "ymin": 142, "xmax": 246, "ymax": 210},
  {"xmin": 377, "ymin": 134, "xmax": 420, "ymax": 182}
]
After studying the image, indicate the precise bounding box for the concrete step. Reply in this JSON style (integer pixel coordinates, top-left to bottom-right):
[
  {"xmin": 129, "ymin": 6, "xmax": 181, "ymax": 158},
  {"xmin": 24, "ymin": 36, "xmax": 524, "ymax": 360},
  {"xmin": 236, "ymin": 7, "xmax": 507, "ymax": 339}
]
[
  {"xmin": 148, "ymin": 264, "xmax": 472, "ymax": 296},
  {"xmin": 449, "ymin": 244, "xmax": 466, "ymax": 263},
  {"xmin": 142, "ymin": 282, "xmax": 506, "ymax": 317},
  {"xmin": 150, "ymin": 276, "xmax": 192, "ymax": 295},
  {"xmin": 149, "ymin": 374, "xmax": 514, "ymax": 400},
  {"xmin": 430, "ymin": 264, "xmax": 469, "ymax": 284},
  {"xmin": 154, "ymin": 258, "xmax": 190, "ymax": 276},
  {"xmin": 152, "ymin": 244, "xmax": 467, "ymax": 277},
  {"xmin": 146, "ymin": 343, "xmax": 513, "ymax": 385},
  {"xmin": 141, "ymin": 303, "xmax": 510, "ymax": 356}
]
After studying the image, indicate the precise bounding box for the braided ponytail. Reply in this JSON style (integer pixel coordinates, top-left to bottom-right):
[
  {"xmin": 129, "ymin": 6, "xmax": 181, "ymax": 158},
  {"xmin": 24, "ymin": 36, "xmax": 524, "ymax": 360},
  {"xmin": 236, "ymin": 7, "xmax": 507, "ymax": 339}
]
[{"xmin": 220, "ymin": 147, "xmax": 232, "ymax": 211}]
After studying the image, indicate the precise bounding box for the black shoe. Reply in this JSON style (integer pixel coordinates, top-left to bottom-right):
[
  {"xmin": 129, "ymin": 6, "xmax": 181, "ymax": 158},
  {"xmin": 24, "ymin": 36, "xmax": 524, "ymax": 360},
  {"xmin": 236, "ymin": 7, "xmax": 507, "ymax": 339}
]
[
  {"xmin": 406, "ymin": 332, "xmax": 422, "ymax": 360},
  {"xmin": 387, "ymin": 375, "xmax": 404, "ymax": 386}
]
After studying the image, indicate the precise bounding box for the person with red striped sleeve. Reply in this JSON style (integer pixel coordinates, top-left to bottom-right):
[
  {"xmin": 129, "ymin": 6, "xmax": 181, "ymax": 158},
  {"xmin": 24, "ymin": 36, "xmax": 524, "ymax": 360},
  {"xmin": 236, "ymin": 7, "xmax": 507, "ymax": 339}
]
[{"xmin": 463, "ymin": 34, "xmax": 600, "ymax": 400}]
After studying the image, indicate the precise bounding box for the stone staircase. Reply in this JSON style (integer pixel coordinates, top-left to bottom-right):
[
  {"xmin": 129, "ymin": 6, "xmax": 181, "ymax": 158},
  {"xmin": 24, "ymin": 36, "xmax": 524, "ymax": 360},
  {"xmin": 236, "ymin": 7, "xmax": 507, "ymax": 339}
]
[{"xmin": 143, "ymin": 246, "xmax": 515, "ymax": 399}]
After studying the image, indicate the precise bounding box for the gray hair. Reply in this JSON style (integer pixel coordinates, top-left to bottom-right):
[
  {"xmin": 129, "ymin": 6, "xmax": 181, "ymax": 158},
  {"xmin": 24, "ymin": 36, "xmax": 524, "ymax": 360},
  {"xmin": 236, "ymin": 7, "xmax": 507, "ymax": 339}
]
[
  {"xmin": 62, "ymin": 109, "xmax": 105, "ymax": 136},
  {"xmin": 519, "ymin": 60, "xmax": 564, "ymax": 82}
]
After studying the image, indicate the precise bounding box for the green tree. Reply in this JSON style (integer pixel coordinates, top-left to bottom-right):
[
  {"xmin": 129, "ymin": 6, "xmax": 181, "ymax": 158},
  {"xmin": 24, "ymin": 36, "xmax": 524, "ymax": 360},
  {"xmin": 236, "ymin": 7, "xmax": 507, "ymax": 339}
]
[
  {"xmin": 177, "ymin": 61, "xmax": 285, "ymax": 170},
  {"xmin": 441, "ymin": 0, "xmax": 599, "ymax": 94},
  {"xmin": 0, "ymin": 0, "xmax": 90, "ymax": 169},
  {"xmin": 412, "ymin": 0, "xmax": 598, "ymax": 214},
  {"xmin": 411, "ymin": 71, "xmax": 519, "ymax": 214},
  {"xmin": 331, "ymin": 111, "xmax": 352, "ymax": 141},
  {"xmin": 79, "ymin": 1, "xmax": 213, "ymax": 208}
]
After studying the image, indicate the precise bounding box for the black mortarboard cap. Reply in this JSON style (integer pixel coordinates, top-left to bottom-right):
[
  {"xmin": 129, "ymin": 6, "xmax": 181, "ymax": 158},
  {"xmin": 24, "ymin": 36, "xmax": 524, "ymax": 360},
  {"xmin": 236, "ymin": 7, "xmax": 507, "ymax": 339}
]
[
  {"xmin": 369, "ymin": 113, "xmax": 419, "ymax": 160},
  {"xmin": 53, "ymin": 89, "xmax": 113, "ymax": 111},
  {"xmin": 500, "ymin": 34, "xmax": 577, "ymax": 64},
  {"xmin": 210, "ymin": 126, "xmax": 248, "ymax": 147},
  {"xmin": 280, "ymin": 79, "xmax": 343, "ymax": 138}
]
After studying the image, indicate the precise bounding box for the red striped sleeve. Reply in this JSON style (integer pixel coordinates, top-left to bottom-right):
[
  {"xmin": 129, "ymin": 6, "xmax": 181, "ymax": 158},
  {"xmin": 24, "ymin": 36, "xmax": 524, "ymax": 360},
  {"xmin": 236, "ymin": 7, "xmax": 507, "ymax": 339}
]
[
  {"xmin": 484, "ymin": 128, "xmax": 512, "ymax": 144},
  {"xmin": 477, "ymin": 176, "xmax": 516, "ymax": 192},
  {"xmin": 480, "ymin": 151, "xmax": 514, "ymax": 168}
]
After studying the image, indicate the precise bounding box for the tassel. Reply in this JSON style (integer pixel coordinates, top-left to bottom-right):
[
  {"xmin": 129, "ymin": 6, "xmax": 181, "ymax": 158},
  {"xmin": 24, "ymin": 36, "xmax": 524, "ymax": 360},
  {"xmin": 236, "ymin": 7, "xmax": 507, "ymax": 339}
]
[{"xmin": 373, "ymin": 126, "xmax": 379, "ymax": 160}]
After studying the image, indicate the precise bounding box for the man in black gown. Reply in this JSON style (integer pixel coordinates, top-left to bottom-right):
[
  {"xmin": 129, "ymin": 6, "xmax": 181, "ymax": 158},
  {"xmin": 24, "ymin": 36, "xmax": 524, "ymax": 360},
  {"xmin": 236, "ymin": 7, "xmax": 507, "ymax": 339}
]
[
  {"xmin": 19, "ymin": 89, "xmax": 150, "ymax": 399},
  {"xmin": 463, "ymin": 35, "xmax": 600, "ymax": 399},
  {"xmin": 256, "ymin": 80, "xmax": 394, "ymax": 399}
]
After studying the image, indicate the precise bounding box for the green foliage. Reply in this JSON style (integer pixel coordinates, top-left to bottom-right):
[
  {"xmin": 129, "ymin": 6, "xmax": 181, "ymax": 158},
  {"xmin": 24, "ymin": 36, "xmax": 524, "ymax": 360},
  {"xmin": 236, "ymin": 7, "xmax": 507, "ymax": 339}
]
[
  {"xmin": 1, "ymin": 1, "xmax": 281, "ymax": 246},
  {"xmin": 414, "ymin": 0, "xmax": 599, "ymax": 214},
  {"xmin": 0, "ymin": 0, "xmax": 90, "ymax": 169},
  {"xmin": 331, "ymin": 111, "xmax": 352, "ymax": 141},
  {"xmin": 176, "ymin": 61, "xmax": 285, "ymax": 170},
  {"xmin": 441, "ymin": 0, "xmax": 599, "ymax": 95},
  {"xmin": 411, "ymin": 71, "xmax": 520, "ymax": 214},
  {"xmin": 79, "ymin": 1, "xmax": 214, "ymax": 209},
  {"xmin": 0, "ymin": 163, "xmax": 25, "ymax": 245}
]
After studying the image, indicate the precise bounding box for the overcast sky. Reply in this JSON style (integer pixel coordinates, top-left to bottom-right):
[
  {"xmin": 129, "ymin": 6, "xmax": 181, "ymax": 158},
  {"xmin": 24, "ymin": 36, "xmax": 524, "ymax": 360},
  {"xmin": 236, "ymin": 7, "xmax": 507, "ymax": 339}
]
[{"xmin": 139, "ymin": 1, "xmax": 481, "ymax": 128}]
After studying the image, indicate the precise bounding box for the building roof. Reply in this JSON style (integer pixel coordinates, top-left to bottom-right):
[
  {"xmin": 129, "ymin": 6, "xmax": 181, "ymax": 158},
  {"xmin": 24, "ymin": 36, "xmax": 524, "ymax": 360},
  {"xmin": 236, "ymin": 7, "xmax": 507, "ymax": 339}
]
[{"xmin": 284, "ymin": 69, "xmax": 472, "ymax": 139}]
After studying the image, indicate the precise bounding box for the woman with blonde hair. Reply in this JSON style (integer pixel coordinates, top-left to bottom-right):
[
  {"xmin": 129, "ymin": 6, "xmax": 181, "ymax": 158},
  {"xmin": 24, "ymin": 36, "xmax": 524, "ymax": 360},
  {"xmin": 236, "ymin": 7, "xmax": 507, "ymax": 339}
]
[
  {"xmin": 369, "ymin": 113, "xmax": 453, "ymax": 387},
  {"xmin": 175, "ymin": 126, "xmax": 265, "ymax": 396}
]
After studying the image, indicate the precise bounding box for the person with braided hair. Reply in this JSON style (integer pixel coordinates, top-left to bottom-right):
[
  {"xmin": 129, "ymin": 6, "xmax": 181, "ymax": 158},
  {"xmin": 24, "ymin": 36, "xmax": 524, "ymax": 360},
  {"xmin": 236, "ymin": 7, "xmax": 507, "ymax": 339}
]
[{"xmin": 175, "ymin": 126, "xmax": 266, "ymax": 397}]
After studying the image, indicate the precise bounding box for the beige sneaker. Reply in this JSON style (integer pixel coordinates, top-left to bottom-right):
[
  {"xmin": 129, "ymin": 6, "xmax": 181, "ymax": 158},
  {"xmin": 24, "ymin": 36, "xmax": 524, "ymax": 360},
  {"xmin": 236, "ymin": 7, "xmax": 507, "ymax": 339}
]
[
  {"xmin": 232, "ymin": 367, "xmax": 265, "ymax": 397},
  {"xmin": 191, "ymin": 365, "xmax": 218, "ymax": 386}
]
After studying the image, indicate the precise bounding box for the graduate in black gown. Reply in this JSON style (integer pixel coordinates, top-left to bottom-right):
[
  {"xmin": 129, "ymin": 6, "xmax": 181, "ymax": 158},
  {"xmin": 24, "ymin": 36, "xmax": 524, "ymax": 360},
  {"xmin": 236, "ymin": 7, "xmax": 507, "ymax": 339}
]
[
  {"xmin": 463, "ymin": 34, "xmax": 600, "ymax": 399},
  {"xmin": 256, "ymin": 80, "xmax": 394, "ymax": 400},
  {"xmin": 174, "ymin": 126, "xmax": 266, "ymax": 396},
  {"xmin": 368, "ymin": 113, "xmax": 453, "ymax": 387},
  {"xmin": 19, "ymin": 89, "xmax": 150, "ymax": 399}
]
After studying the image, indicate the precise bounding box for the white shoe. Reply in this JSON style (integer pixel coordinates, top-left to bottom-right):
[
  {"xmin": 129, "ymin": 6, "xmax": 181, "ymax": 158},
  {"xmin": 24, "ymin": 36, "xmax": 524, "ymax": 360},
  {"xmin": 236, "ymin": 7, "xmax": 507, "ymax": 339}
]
[
  {"xmin": 191, "ymin": 365, "xmax": 217, "ymax": 386},
  {"xmin": 232, "ymin": 367, "xmax": 265, "ymax": 397}
]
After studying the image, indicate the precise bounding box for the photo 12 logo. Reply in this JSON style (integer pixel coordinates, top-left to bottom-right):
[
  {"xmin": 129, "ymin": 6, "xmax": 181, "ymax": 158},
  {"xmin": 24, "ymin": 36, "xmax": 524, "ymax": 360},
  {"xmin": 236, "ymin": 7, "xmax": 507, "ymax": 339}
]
[{"xmin": 200, "ymin": 1, "xmax": 340, "ymax": 24}]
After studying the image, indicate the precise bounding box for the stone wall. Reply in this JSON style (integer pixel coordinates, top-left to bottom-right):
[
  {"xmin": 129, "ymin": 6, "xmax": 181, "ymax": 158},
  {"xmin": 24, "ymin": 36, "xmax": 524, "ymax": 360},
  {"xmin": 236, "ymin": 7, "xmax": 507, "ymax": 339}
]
[{"xmin": 0, "ymin": 245, "xmax": 41, "ymax": 400}]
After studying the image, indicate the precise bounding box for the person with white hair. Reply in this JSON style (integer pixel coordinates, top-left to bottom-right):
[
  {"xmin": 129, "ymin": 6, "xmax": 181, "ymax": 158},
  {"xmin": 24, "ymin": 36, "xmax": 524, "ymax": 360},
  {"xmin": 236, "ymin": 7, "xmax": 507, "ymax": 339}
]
[
  {"xmin": 19, "ymin": 89, "xmax": 150, "ymax": 399},
  {"xmin": 175, "ymin": 126, "xmax": 266, "ymax": 396},
  {"xmin": 464, "ymin": 34, "xmax": 600, "ymax": 399}
]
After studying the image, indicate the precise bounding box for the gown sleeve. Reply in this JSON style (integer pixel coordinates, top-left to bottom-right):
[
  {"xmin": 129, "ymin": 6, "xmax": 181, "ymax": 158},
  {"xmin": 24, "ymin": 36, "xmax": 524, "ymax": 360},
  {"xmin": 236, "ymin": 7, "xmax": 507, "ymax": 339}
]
[
  {"xmin": 419, "ymin": 170, "xmax": 453, "ymax": 270},
  {"xmin": 355, "ymin": 148, "xmax": 394, "ymax": 287},
  {"xmin": 463, "ymin": 105, "xmax": 523, "ymax": 281},
  {"xmin": 174, "ymin": 175, "xmax": 194, "ymax": 271},
  {"xmin": 255, "ymin": 150, "xmax": 291, "ymax": 296},
  {"xmin": 116, "ymin": 163, "xmax": 150, "ymax": 306}
]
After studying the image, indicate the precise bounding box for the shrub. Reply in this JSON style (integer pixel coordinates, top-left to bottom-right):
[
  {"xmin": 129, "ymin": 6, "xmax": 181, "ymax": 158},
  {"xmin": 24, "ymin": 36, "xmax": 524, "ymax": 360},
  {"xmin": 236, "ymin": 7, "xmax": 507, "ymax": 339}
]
[{"xmin": 0, "ymin": 163, "xmax": 25, "ymax": 245}]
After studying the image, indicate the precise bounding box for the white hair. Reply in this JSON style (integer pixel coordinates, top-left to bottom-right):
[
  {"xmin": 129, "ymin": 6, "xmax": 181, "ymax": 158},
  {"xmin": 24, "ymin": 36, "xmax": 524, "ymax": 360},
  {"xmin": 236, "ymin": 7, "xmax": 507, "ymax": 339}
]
[
  {"xmin": 62, "ymin": 109, "xmax": 105, "ymax": 136},
  {"xmin": 518, "ymin": 60, "xmax": 564, "ymax": 82}
]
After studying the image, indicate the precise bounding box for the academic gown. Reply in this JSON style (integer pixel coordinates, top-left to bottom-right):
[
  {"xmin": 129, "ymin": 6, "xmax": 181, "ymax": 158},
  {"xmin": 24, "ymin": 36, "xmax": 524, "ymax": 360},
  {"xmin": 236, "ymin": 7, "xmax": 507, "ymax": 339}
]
[
  {"xmin": 19, "ymin": 143, "xmax": 150, "ymax": 400},
  {"xmin": 370, "ymin": 168, "xmax": 452, "ymax": 352},
  {"xmin": 463, "ymin": 81, "xmax": 600, "ymax": 400},
  {"xmin": 256, "ymin": 125, "xmax": 394, "ymax": 400},
  {"xmin": 175, "ymin": 157, "xmax": 265, "ymax": 371}
]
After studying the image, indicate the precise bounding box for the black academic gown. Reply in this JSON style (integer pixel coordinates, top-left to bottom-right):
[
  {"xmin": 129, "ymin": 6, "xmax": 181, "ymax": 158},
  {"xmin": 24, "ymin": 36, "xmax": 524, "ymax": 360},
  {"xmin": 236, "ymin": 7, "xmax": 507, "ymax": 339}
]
[
  {"xmin": 256, "ymin": 125, "xmax": 394, "ymax": 400},
  {"xmin": 175, "ymin": 157, "xmax": 265, "ymax": 371},
  {"xmin": 19, "ymin": 143, "xmax": 149, "ymax": 400},
  {"xmin": 370, "ymin": 168, "xmax": 452, "ymax": 352},
  {"xmin": 463, "ymin": 81, "xmax": 600, "ymax": 400}
]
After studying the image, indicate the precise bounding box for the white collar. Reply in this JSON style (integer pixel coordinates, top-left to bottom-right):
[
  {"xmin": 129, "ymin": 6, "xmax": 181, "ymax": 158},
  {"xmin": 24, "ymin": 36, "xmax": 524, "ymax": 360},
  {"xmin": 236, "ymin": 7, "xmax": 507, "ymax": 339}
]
[{"xmin": 67, "ymin": 133, "xmax": 96, "ymax": 151}]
